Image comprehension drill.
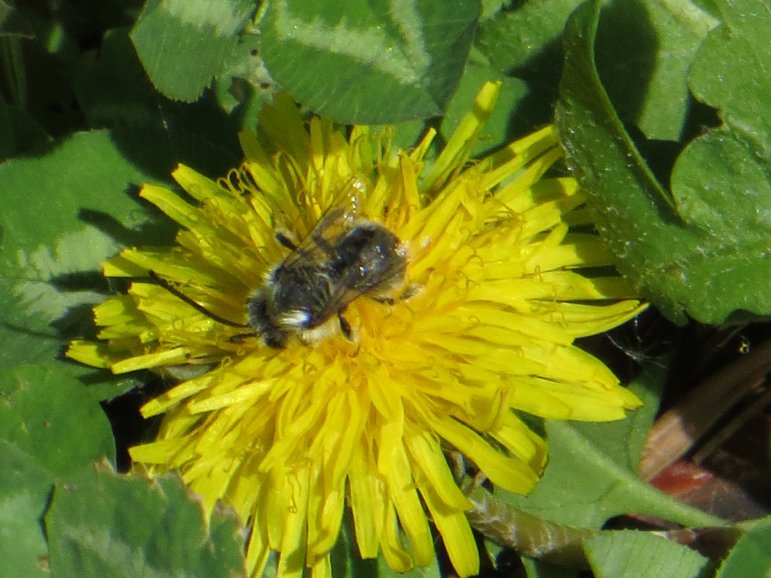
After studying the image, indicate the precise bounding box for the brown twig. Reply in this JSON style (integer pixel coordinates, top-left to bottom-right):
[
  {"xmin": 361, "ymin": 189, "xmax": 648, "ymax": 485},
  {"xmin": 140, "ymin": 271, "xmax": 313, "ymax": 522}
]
[{"xmin": 639, "ymin": 338, "xmax": 771, "ymax": 481}]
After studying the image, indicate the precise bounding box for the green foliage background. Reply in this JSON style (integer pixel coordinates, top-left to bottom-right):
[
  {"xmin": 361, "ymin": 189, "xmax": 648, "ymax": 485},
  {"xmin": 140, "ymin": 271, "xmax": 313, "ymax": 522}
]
[{"xmin": 0, "ymin": 0, "xmax": 768, "ymax": 577}]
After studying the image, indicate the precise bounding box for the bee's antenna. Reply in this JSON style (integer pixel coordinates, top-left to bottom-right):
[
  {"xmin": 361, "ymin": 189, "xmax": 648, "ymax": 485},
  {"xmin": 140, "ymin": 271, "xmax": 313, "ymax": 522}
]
[
  {"xmin": 147, "ymin": 271, "xmax": 249, "ymax": 329},
  {"xmin": 338, "ymin": 313, "xmax": 352, "ymax": 340}
]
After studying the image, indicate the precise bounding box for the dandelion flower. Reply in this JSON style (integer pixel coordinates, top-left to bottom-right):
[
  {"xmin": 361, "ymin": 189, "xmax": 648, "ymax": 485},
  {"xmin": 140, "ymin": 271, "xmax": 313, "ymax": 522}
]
[{"xmin": 68, "ymin": 82, "xmax": 644, "ymax": 578}]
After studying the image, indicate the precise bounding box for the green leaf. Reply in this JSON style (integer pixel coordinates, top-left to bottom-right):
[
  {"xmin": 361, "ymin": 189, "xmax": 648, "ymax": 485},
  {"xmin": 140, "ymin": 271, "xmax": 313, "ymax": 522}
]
[
  {"xmin": 688, "ymin": 0, "xmax": 771, "ymax": 142},
  {"xmin": 594, "ymin": 0, "xmax": 717, "ymax": 141},
  {"xmin": 259, "ymin": 0, "xmax": 481, "ymax": 123},
  {"xmin": 0, "ymin": 133, "xmax": 133, "ymax": 360},
  {"xmin": 0, "ymin": 365, "xmax": 115, "ymax": 475},
  {"xmin": 130, "ymin": 0, "xmax": 255, "ymax": 102},
  {"xmin": 0, "ymin": 97, "xmax": 51, "ymax": 160},
  {"xmin": 0, "ymin": 130, "xmax": 161, "ymax": 379},
  {"xmin": 213, "ymin": 31, "xmax": 275, "ymax": 131},
  {"xmin": 670, "ymin": 0, "xmax": 771, "ymax": 286},
  {"xmin": 74, "ymin": 28, "xmax": 242, "ymax": 178},
  {"xmin": 46, "ymin": 468, "xmax": 245, "ymax": 578},
  {"xmin": 476, "ymin": 0, "xmax": 583, "ymax": 76},
  {"xmin": 555, "ymin": 0, "xmax": 771, "ymax": 324},
  {"xmin": 0, "ymin": 23, "xmax": 82, "ymax": 136},
  {"xmin": 0, "ymin": 1, "xmax": 36, "ymax": 38},
  {"xmin": 496, "ymin": 364, "xmax": 723, "ymax": 529},
  {"xmin": 584, "ymin": 530, "xmax": 709, "ymax": 578},
  {"xmin": 715, "ymin": 515, "xmax": 771, "ymax": 578},
  {"xmin": 521, "ymin": 558, "xmax": 576, "ymax": 578},
  {"xmin": 475, "ymin": 0, "xmax": 583, "ymax": 132},
  {"xmin": 671, "ymin": 130, "xmax": 771, "ymax": 248},
  {"xmin": 0, "ymin": 365, "xmax": 115, "ymax": 577},
  {"xmin": 0, "ymin": 441, "xmax": 52, "ymax": 578}
]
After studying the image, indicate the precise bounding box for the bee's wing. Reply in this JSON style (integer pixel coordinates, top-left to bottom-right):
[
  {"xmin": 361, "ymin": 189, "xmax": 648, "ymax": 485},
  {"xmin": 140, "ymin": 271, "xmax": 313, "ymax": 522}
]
[
  {"xmin": 281, "ymin": 178, "xmax": 364, "ymax": 267},
  {"xmin": 309, "ymin": 248, "xmax": 407, "ymax": 325}
]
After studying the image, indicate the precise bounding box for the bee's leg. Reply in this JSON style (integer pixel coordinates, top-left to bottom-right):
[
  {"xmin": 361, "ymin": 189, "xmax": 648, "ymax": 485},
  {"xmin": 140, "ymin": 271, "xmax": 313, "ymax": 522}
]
[
  {"xmin": 275, "ymin": 231, "xmax": 298, "ymax": 251},
  {"xmin": 247, "ymin": 292, "xmax": 287, "ymax": 348},
  {"xmin": 446, "ymin": 449, "xmax": 467, "ymax": 486},
  {"xmin": 263, "ymin": 330, "xmax": 288, "ymax": 349},
  {"xmin": 466, "ymin": 470, "xmax": 489, "ymax": 495},
  {"xmin": 370, "ymin": 295, "xmax": 395, "ymax": 305},
  {"xmin": 368, "ymin": 284, "xmax": 421, "ymax": 305},
  {"xmin": 338, "ymin": 314, "xmax": 353, "ymax": 340},
  {"xmin": 445, "ymin": 448, "xmax": 489, "ymax": 494},
  {"xmin": 399, "ymin": 283, "xmax": 421, "ymax": 300},
  {"xmin": 229, "ymin": 333, "xmax": 260, "ymax": 344},
  {"xmin": 247, "ymin": 291, "xmax": 269, "ymax": 330}
]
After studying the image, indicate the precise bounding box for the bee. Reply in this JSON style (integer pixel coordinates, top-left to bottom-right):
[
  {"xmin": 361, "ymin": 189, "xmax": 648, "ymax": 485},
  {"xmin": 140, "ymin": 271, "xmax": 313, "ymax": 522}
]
[
  {"xmin": 249, "ymin": 204, "xmax": 407, "ymax": 347},
  {"xmin": 152, "ymin": 183, "xmax": 407, "ymax": 348}
]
